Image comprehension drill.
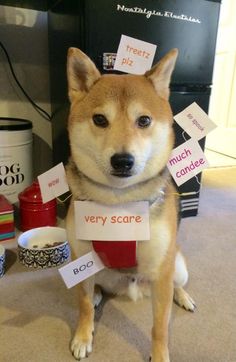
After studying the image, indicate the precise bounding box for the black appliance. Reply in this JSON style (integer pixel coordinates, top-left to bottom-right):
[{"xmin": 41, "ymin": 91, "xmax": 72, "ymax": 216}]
[{"xmin": 48, "ymin": 0, "xmax": 221, "ymax": 217}]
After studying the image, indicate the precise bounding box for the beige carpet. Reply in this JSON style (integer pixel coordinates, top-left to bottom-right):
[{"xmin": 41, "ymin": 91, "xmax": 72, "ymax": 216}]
[{"xmin": 1, "ymin": 167, "xmax": 236, "ymax": 362}]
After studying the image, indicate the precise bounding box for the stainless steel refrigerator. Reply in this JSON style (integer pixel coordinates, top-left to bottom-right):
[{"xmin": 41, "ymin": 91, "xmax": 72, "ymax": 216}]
[{"xmin": 48, "ymin": 0, "xmax": 221, "ymax": 217}]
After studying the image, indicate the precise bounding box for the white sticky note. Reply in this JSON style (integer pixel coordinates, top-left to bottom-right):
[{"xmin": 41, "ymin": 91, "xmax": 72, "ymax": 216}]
[
  {"xmin": 174, "ymin": 102, "xmax": 216, "ymax": 140},
  {"xmin": 167, "ymin": 139, "xmax": 209, "ymax": 186},
  {"xmin": 58, "ymin": 251, "xmax": 105, "ymax": 289},
  {"xmin": 37, "ymin": 163, "xmax": 70, "ymax": 203},
  {"xmin": 74, "ymin": 201, "xmax": 150, "ymax": 241},
  {"xmin": 113, "ymin": 34, "xmax": 157, "ymax": 74}
]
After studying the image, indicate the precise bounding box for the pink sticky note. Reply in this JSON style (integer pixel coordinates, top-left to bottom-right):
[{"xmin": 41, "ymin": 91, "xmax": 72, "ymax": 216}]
[
  {"xmin": 74, "ymin": 201, "xmax": 150, "ymax": 241},
  {"xmin": 58, "ymin": 251, "xmax": 105, "ymax": 288},
  {"xmin": 167, "ymin": 139, "xmax": 209, "ymax": 186},
  {"xmin": 113, "ymin": 35, "xmax": 157, "ymax": 74},
  {"xmin": 37, "ymin": 163, "xmax": 69, "ymax": 203},
  {"xmin": 174, "ymin": 102, "xmax": 216, "ymax": 140}
]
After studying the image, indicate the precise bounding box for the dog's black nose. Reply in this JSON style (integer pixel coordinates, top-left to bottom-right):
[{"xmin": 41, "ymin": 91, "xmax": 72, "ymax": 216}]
[{"xmin": 110, "ymin": 153, "xmax": 134, "ymax": 176}]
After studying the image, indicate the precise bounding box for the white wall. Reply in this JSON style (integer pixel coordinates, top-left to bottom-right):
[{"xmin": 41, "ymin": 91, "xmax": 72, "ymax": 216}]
[
  {"xmin": 0, "ymin": 5, "xmax": 52, "ymax": 177},
  {"xmin": 207, "ymin": 0, "xmax": 236, "ymax": 158}
]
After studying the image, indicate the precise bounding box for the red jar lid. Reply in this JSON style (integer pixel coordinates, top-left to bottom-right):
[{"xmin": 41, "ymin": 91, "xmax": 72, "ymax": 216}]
[{"xmin": 18, "ymin": 181, "xmax": 56, "ymax": 206}]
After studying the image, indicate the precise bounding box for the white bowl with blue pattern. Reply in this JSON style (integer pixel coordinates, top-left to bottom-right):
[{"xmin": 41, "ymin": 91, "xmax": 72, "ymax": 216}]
[
  {"xmin": 0, "ymin": 244, "xmax": 5, "ymax": 277},
  {"xmin": 18, "ymin": 227, "xmax": 70, "ymax": 268}
]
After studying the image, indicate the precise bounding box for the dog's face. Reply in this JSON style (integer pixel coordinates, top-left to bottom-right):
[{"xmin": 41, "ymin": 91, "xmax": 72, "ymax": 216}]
[{"xmin": 67, "ymin": 48, "xmax": 178, "ymax": 188}]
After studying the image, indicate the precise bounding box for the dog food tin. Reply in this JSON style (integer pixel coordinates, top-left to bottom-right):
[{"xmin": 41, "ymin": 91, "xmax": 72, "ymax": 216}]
[{"xmin": 0, "ymin": 118, "xmax": 33, "ymax": 204}]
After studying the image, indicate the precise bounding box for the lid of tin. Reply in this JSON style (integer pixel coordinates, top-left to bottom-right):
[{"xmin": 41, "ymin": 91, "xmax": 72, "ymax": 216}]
[
  {"xmin": 0, "ymin": 118, "xmax": 32, "ymax": 130},
  {"xmin": 18, "ymin": 181, "xmax": 56, "ymax": 206}
]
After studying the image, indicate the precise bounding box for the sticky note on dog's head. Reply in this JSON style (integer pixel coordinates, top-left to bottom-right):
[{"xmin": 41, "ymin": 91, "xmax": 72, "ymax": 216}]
[{"xmin": 67, "ymin": 47, "xmax": 178, "ymax": 102}]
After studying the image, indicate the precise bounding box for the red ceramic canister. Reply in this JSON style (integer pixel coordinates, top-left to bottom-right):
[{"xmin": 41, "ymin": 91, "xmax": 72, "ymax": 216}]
[{"xmin": 18, "ymin": 181, "xmax": 57, "ymax": 231}]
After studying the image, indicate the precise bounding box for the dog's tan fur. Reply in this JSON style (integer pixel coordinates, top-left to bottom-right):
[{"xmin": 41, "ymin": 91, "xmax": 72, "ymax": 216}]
[{"xmin": 66, "ymin": 47, "xmax": 195, "ymax": 361}]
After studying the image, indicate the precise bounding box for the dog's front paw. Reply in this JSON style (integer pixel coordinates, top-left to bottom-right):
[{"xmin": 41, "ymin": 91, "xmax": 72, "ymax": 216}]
[
  {"xmin": 151, "ymin": 341, "xmax": 170, "ymax": 362},
  {"xmin": 71, "ymin": 334, "xmax": 93, "ymax": 360},
  {"xmin": 174, "ymin": 287, "xmax": 196, "ymax": 312},
  {"xmin": 149, "ymin": 353, "xmax": 170, "ymax": 362}
]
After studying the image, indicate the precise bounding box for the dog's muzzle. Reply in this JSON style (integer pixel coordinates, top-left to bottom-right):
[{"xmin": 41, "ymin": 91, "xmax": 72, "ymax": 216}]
[{"xmin": 110, "ymin": 153, "xmax": 134, "ymax": 177}]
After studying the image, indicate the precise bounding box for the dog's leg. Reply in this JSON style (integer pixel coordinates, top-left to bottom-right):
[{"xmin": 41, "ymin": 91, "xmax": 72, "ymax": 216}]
[
  {"xmin": 151, "ymin": 270, "xmax": 174, "ymax": 362},
  {"xmin": 71, "ymin": 278, "xmax": 95, "ymax": 360},
  {"xmin": 174, "ymin": 251, "xmax": 196, "ymax": 312}
]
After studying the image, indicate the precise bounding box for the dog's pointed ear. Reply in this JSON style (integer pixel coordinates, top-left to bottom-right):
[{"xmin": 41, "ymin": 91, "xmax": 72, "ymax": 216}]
[
  {"xmin": 145, "ymin": 49, "xmax": 178, "ymax": 100},
  {"xmin": 67, "ymin": 47, "xmax": 101, "ymax": 102}
]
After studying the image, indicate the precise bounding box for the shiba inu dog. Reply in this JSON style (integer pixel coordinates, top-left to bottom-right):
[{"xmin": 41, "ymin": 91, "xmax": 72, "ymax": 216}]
[{"xmin": 66, "ymin": 47, "xmax": 196, "ymax": 361}]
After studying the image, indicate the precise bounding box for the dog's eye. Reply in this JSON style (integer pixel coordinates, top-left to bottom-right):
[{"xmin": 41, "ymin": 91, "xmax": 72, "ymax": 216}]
[
  {"xmin": 92, "ymin": 114, "xmax": 109, "ymax": 128},
  {"xmin": 136, "ymin": 115, "xmax": 152, "ymax": 128}
]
